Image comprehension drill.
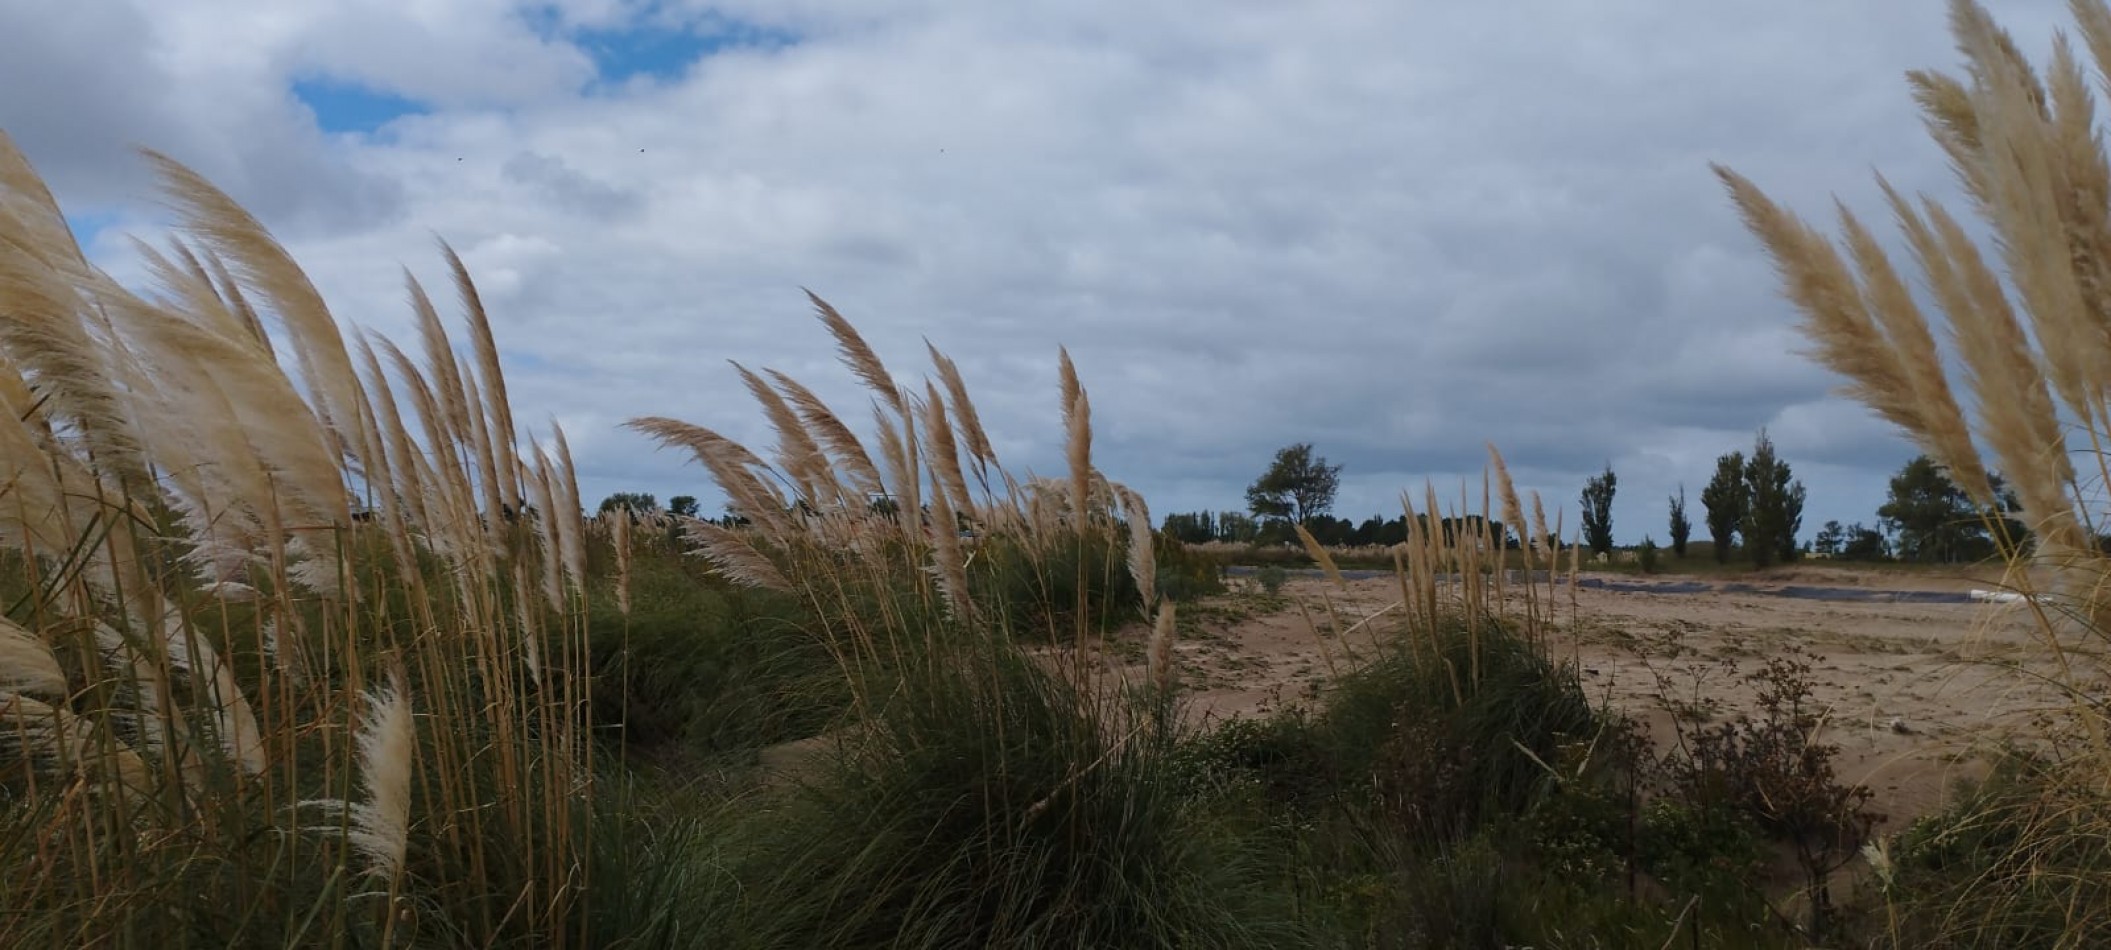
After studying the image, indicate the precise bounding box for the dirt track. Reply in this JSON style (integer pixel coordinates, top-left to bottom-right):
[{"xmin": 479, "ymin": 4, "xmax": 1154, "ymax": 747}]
[{"xmin": 1161, "ymin": 565, "xmax": 2077, "ymax": 827}]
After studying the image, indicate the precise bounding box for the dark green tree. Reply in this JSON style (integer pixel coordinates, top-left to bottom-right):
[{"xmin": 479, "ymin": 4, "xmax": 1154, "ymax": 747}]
[
  {"xmin": 1840, "ymin": 523, "xmax": 1891, "ymax": 561},
  {"xmin": 1215, "ymin": 511, "xmax": 1260, "ymax": 543},
  {"xmin": 1161, "ymin": 512, "xmax": 1216, "ymax": 544},
  {"xmin": 1668, "ymin": 484, "xmax": 1692, "ymax": 558},
  {"xmin": 1743, "ymin": 429, "xmax": 1804, "ymax": 568},
  {"xmin": 598, "ymin": 492, "xmax": 659, "ymax": 516},
  {"xmin": 1876, "ymin": 455, "xmax": 2026, "ymax": 563},
  {"xmin": 1813, "ymin": 520, "xmax": 1847, "ymax": 557},
  {"xmin": 668, "ymin": 495, "xmax": 701, "ymax": 518},
  {"xmin": 1308, "ymin": 515, "xmax": 1357, "ymax": 546},
  {"xmin": 1581, "ymin": 464, "xmax": 1618, "ymax": 556},
  {"xmin": 1701, "ymin": 451, "xmax": 1748, "ymax": 564},
  {"xmin": 1245, "ymin": 443, "xmax": 1342, "ymax": 526}
]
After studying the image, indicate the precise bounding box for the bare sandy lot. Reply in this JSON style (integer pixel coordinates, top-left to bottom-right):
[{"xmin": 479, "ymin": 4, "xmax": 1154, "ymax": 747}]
[{"xmin": 1161, "ymin": 564, "xmax": 2078, "ymax": 827}]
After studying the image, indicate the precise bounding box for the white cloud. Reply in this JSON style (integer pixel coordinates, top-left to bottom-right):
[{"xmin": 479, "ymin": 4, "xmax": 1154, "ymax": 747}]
[{"xmin": 1, "ymin": 0, "xmax": 2076, "ymax": 540}]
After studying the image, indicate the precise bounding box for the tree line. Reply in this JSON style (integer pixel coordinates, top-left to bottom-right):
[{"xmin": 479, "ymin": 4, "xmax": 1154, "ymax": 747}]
[
  {"xmin": 1809, "ymin": 455, "xmax": 2027, "ymax": 563},
  {"xmin": 607, "ymin": 434, "xmax": 2030, "ymax": 569},
  {"xmin": 1589, "ymin": 429, "xmax": 2026, "ymax": 567}
]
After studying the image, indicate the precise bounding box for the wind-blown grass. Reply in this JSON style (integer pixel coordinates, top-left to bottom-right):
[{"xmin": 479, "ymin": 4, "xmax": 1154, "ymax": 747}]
[
  {"xmin": 0, "ymin": 134, "xmax": 596, "ymax": 947},
  {"xmin": 619, "ymin": 297, "xmax": 1316, "ymax": 946},
  {"xmin": 1718, "ymin": 0, "xmax": 2111, "ymax": 943}
]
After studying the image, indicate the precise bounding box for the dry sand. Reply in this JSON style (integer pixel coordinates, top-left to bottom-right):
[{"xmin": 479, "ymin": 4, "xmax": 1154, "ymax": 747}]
[{"xmin": 1158, "ymin": 564, "xmax": 2077, "ymax": 828}]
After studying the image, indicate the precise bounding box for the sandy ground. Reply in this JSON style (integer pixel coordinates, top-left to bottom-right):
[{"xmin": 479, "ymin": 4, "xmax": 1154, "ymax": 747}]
[{"xmin": 1157, "ymin": 564, "xmax": 2079, "ymax": 828}]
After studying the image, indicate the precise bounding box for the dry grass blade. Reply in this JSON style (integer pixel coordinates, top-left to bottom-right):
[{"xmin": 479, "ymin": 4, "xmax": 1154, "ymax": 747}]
[
  {"xmin": 926, "ymin": 488, "xmax": 975, "ymax": 621},
  {"xmin": 1058, "ymin": 347, "xmax": 1082, "ymax": 433},
  {"xmin": 626, "ymin": 416, "xmax": 791, "ymax": 540},
  {"xmin": 408, "ymin": 272, "xmax": 472, "ymax": 445},
  {"xmin": 1066, "ymin": 389, "xmax": 1092, "ymax": 533},
  {"xmin": 1929, "ymin": 199, "xmax": 2081, "ymax": 550},
  {"xmin": 1115, "ymin": 483, "xmax": 1156, "ymax": 613},
  {"xmin": 0, "ymin": 617, "xmax": 65, "ymax": 699},
  {"xmin": 1842, "ymin": 188, "xmax": 1990, "ymax": 494},
  {"xmin": 446, "ymin": 240, "xmax": 522, "ymax": 513},
  {"xmin": 1147, "ymin": 603, "xmax": 1177, "ymax": 696},
  {"xmin": 872, "ymin": 399, "xmax": 921, "ymax": 537},
  {"xmin": 0, "ymin": 193, "xmax": 144, "ymax": 482},
  {"xmin": 810, "ymin": 290, "xmax": 903, "ymax": 416},
  {"xmin": 357, "ymin": 333, "xmax": 432, "ymax": 542},
  {"xmin": 927, "ymin": 340, "xmax": 995, "ymax": 479},
  {"xmin": 735, "ymin": 361, "xmax": 833, "ymax": 505},
  {"xmin": 352, "ymin": 667, "xmax": 415, "ymax": 884},
  {"xmin": 0, "ymin": 692, "xmax": 146, "ymax": 791},
  {"xmin": 769, "ymin": 368, "xmax": 886, "ymax": 500},
  {"xmin": 1487, "ymin": 444, "xmax": 1532, "ymax": 570},
  {"xmin": 0, "ymin": 139, "xmax": 602, "ymax": 944},
  {"xmin": 922, "ymin": 380, "xmax": 974, "ymax": 521},
  {"xmin": 528, "ymin": 443, "xmax": 566, "ymax": 615},
  {"xmin": 684, "ymin": 521, "xmax": 792, "ymax": 591},
  {"xmin": 0, "ymin": 132, "xmax": 93, "ymax": 270},
  {"xmin": 2044, "ymin": 36, "xmax": 2111, "ymax": 413},
  {"xmin": 144, "ymin": 150, "xmax": 375, "ymax": 496},
  {"xmin": 549, "ymin": 422, "xmax": 588, "ymax": 592},
  {"xmin": 202, "ymin": 248, "xmax": 270, "ymax": 348},
  {"xmin": 1712, "ymin": 168, "xmax": 1935, "ymax": 444},
  {"xmin": 1294, "ymin": 521, "xmax": 1346, "ymax": 590}
]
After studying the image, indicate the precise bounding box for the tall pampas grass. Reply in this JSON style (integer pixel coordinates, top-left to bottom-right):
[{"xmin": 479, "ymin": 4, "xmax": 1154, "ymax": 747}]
[
  {"xmin": 0, "ymin": 135, "xmax": 597, "ymax": 946},
  {"xmin": 615, "ymin": 301, "xmax": 1305, "ymax": 949},
  {"xmin": 628, "ymin": 295, "xmax": 1153, "ymax": 669},
  {"xmin": 1719, "ymin": 1, "xmax": 2111, "ymax": 942}
]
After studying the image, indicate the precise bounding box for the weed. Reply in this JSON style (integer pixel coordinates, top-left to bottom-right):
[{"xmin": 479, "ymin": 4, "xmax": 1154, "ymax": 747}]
[{"xmin": 1659, "ymin": 652, "xmax": 1883, "ymax": 941}]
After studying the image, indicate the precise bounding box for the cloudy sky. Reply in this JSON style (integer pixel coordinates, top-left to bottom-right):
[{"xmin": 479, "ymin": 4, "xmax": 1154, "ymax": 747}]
[{"xmin": 0, "ymin": 0, "xmax": 2074, "ymax": 542}]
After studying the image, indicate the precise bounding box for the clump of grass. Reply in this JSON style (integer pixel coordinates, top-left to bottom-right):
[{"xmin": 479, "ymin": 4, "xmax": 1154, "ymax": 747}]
[
  {"xmin": 624, "ymin": 301, "xmax": 1304, "ymax": 945},
  {"xmin": 1880, "ymin": 749, "xmax": 2111, "ymax": 948},
  {"xmin": 1255, "ymin": 563, "xmax": 1290, "ymax": 597},
  {"xmin": 0, "ymin": 136, "xmax": 600, "ymax": 947},
  {"xmin": 1323, "ymin": 616, "xmax": 1595, "ymax": 843},
  {"xmin": 719, "ymin": 642, "xmax": 1303, "ymax": 948},
  {"xmin": 581, "ymin": 522, "xmax": 841, "ymax": 762}
]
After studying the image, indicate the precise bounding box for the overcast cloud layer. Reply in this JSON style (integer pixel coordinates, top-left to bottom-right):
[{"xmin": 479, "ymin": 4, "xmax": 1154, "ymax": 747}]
[{"xmin": 0, "ymin": 0, "xmax": 2075, "ymax": 542}]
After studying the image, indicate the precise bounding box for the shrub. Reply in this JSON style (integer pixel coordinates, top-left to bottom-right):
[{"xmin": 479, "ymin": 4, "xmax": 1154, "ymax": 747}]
[
  {"xmin": 1658, "ymin": 653, "xmax": 1881, "ymax": 941},
  {"xmin": 1255, "ymin": 564, "xmax": 1289, "ymax": 597}
]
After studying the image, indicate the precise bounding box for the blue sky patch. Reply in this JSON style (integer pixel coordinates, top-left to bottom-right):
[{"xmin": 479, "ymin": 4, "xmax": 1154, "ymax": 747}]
[
  {"xmin": 575, "ymin": 14, "xmax": 799, "ymax": 85},
  {"xmin": 62, "ymin": 212, "xmax": 121, "ymax": 250},
  {"xmin": 293, "ymin": 79, "xmax": 428, "ymax": 136}
]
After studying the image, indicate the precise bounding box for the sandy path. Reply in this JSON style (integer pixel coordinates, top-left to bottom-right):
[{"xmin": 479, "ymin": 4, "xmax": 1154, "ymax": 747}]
[{"xmin": 1161, "ymin": 566, "xmax": 2077, "ymax": 827}]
